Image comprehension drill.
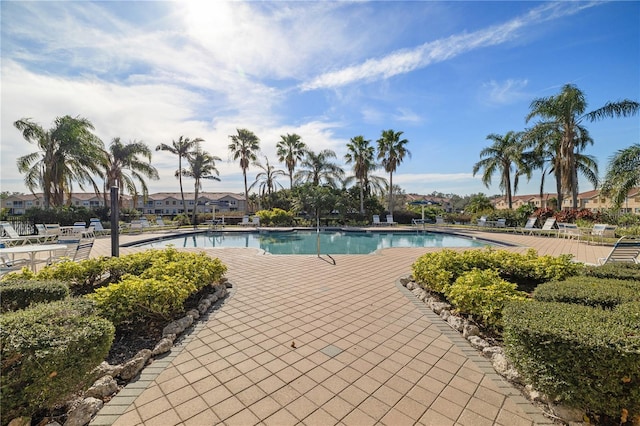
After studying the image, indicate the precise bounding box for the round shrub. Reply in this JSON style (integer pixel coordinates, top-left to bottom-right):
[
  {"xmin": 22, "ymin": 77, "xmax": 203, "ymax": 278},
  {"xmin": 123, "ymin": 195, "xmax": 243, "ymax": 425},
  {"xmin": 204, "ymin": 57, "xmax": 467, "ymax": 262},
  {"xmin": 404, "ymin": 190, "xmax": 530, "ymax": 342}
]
[
  {"xmin": 0, "ymin": 279, "xmax": 69, "ymax": 313},
  {"xmin": 1, "ymin": 298, "xmax": 114, "ymax": 422},
  {"xmin": 583, "ymin": 262, "xmax": 640, "ymax": 281}
]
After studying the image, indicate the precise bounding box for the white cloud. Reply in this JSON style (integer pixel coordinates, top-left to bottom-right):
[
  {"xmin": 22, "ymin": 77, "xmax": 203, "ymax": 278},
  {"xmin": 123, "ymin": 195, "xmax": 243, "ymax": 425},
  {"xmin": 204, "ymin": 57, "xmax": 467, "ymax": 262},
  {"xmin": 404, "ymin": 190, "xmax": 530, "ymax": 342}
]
[{"xmin": 481, "ymin": 79, "xmax": 530, "ymax": 105}]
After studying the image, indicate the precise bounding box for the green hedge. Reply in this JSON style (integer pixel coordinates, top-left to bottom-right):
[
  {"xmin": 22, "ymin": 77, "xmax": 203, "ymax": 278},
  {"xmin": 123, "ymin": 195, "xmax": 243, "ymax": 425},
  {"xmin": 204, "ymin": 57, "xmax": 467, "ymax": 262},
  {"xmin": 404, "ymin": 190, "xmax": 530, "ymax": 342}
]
[
  {"xmin": 533, "ymin": 277, "xmax": 640, "ymax": 309},
  {"xmin": 89, "ymin": 248, "xmax": 227, "ymax": 326},
  {"xmin": 583, "ymin": 262, "xmax": 640, "ymax": 281},
  {"xmin": 0, "ymin": 280, "xmax": 69, "ymax": 313},
  {"xmin": 411, "ymin": 248, "xmax": 579, "ymax": 294},
  {"xmin": 1, "ymin": 298, "xmax": 114, "ymax": 423},
  {"xmin": 503, "ymin": 300, "xmax": 640, "ymax": 419},
  {"xmin": 1, "ymin": 257, "xmax": 107, "ymax": 292}
]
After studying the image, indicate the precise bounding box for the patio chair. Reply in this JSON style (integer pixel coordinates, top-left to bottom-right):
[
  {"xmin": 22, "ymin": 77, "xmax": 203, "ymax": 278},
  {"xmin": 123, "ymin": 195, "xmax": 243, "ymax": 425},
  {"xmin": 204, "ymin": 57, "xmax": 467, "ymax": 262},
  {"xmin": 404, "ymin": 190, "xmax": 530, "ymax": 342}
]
[
  {"xmin": 46, "ymin": 238, "xmax": 81, "ymax": 265},
  {"xmin": 0, "ymin": 243, "xmax": 30, "ymax": 274},
  {"xmin": 35, "ymin": 224, "xmax": 58, "ymax": 243},
  {"xmin": 435, "ymin": 216, "xmax": 445, "ymax": 226},
  {"xmin": 477, "ymin": 216, "xmax": 488, "ymax": 227},
  {"xmin": 530, "ymin": 218, "xmax": 558, "ymax": 236},
  {"xmin": 386, "ymin": 215, "xmax": 397, "ymax": 226},
  {"xmin": 239, "ymin": 215, "xmax": 251, "ymax": 226},
  {"xmin": 558, "ymin": 223, "xmax": 582, "ymax": 240},
  {"xmin": 589, "ymin": 224, "xmax": 617, "ymax": 244},
  {"xmin": 598, "ymin": 236, "xmax": 640, "ymax": 265},
  {"xmin": 372, "ymin": 215, "xmax": 382, "ymax": 226},
  {"xmin": 412, "ymin": 218, "xmax": 425, "ymax": 226},
  {"xmin": 140, "ymin": 218, "xmax": 151, "ymax": 228},
  {"xmin": 89, "ymin": 218, "xmax": 110, "ymax": 236},
  {"xmin": 520, "ymin": 217, "xmax": 538, "ymax": 235},
  {"xmin": 0, "ymin": 221, "xmax": 31, "ymax": 246},
  {"xmin": 129, "ymin": 220, "xmax": 144, "ymax": 233},
  {"xmin": 252, "ymin": 216, "xmax": 260, "ymax": 227},
  {"xmin": 495, "ymin": 218, "xmax": 507, "ymax": 228}
]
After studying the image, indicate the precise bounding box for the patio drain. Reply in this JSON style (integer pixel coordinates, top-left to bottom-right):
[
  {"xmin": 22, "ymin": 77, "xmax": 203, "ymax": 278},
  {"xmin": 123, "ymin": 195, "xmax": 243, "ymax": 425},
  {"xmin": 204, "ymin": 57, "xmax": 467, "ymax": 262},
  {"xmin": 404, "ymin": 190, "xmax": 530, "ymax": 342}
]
[{"xmin": 320, "ymin": 344, "xmax": 343, "ymax": 357}]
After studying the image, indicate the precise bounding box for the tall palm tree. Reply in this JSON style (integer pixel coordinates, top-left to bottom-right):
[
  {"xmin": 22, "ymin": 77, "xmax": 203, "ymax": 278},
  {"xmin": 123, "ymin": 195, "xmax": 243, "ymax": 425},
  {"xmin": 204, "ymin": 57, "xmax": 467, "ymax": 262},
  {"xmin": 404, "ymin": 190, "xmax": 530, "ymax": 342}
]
[
  {"xmin": 103, "ymin": 138, "xmax": 159, "ymax": 207},
  {"xmin": 376, "ymin": 129, "xmax": 411, "ymax": 213},
  {"xmin": 345, "ymin": 135, "xmax": 376, "ymax": 214},
  {"xmin": 276, "ymin": 133, "xmax": 307, "ymax": 189},
  {"xmin": 228, "ymin": 128, "xmax": 260, "ymax": 211},
  {"xmin": 525, "ymin": 84, "xmax": 639, "ymax": 208},
  {"xmin": 249, "ymin": 157, "xmax": 287, "ymax": 209},
  {"xmin": 156, "ymin": 136, "xmax": 203, "ymax": 215},
  {"xmin": 601, "ymin": 144, "xmax": 640, "ymax": 209},
  {"xmin": 294, "ymin": 149, "xmax": 345, "ymax": 188},
  {"xmin": 14, "ymin": 115, "xmax": 105, "ymax": 209},
  {"xmin": 181, "ymin": 149, "xmax": 221, "ymax": 226},
  {"xmin": 472, "ymin": 131, "xmax": 526, "ymax": 210}
]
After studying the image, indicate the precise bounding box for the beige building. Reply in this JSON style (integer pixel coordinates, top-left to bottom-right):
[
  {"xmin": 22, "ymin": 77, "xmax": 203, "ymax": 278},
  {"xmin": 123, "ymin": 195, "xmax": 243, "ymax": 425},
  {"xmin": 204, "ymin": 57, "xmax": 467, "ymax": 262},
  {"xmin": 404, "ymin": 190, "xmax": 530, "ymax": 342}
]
[
  {"xmin": 3, "ymin": 192, "xmax": 247, "ymax": 216},
  {"xmin": 493, "ymin": 188, "xmax": 640, "ymax": 214}
]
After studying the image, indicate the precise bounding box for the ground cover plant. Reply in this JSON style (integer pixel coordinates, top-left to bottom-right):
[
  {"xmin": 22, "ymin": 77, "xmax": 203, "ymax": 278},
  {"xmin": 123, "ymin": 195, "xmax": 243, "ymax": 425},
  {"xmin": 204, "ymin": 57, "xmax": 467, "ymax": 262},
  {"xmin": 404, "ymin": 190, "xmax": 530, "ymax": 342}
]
[{"xmin": 0, "ymin": 248, "xmax": 228, "ymax": 425}]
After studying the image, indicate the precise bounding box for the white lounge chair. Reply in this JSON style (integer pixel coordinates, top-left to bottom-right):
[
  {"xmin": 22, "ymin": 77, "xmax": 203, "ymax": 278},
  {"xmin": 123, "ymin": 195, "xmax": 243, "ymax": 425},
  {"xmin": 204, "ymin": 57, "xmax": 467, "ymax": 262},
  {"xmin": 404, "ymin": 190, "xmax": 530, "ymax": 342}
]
[
  {"xmin": 372, "ymin": 215, "xmax": 382, "ymax": 226},
  {"xmin": 89, "ymin": 218, "xmax": 109, "ymax": 236},
  {"xmin": 435, "ymin": 216, "xmax": 445, "ymax": 226},
  {"xmin": 0, "ymin": 221, "xmax": 32, "ymax": 246},
  {"xmin": 35, "ymin": 224, "xmax": 58, "ymax": 243},
  {"xmin": 589, "ymin": 224, "xmax": 617, "ymax": 244},
  {"xmin": 412, "ymin": 218, "xmax": 425, "ymax": 226},
  {"xmin": 252, "ymin": 216, "xmax": 260, "ymax": 227},
  {"xmin": 531, "ymin": 218, "xmax": 557, "ymax": 236},
  {"xmin": 477, "ymin": 216, "xmax": 488, "ymax": 227},
  {"xmin": 557, "ymin": 223, "xmax": 582, "ymax": 240},
  {"xmin": 598, "ymin": 237, "xmax": 640, "ymax": 265},
  {"xmin": 386, "ymin": 215, "xmax": 397, "ymax": 226},
  {"xmin": 239, "ymin": 216, "xmax": 251, "ymax": 226},
  {"xmin": 495, "ymin": 218, "xmax": 507, "ymax": 228},
  {"xmin": 520, "ymin": 217, "xmax": 538, "ymax": 235}
]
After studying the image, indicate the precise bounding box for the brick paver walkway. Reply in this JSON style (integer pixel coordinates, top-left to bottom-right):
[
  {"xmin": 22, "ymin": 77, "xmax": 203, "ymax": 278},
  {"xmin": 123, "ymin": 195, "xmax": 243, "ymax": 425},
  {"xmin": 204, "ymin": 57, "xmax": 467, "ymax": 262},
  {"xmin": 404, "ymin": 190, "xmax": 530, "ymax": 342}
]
[{"xmin": 88, "ymin": 228, "xmax": 611, "ymax": 425}]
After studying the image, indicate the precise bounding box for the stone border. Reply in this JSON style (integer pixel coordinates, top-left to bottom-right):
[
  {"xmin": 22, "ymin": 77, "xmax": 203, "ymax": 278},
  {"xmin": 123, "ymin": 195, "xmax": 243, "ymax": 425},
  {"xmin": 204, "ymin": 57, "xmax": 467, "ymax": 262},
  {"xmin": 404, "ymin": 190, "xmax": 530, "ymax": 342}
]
[
  {"xmin": 88, "ymin": 281, "xmax": 236, "ymax": 426},
  {"xmin": 395, "ymin": 277, "xmax": 556, "ymax": 425}
]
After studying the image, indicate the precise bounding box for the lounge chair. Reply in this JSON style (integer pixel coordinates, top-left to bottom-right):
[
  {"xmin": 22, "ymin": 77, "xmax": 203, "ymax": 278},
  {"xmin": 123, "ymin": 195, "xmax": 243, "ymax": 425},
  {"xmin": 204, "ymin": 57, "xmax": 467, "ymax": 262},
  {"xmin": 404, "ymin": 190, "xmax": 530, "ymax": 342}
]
[
  {"xmin": 89, "ymin": 218, "xmax": 110, "ymax": 236},
  {"xmin": 46, "ymin": 238, "xmax": 81, "ymax": 264},
  {"xmin": 435, "ymin": 216, "xmax": 445, "ymax": 226},
  {"xmin": 386, "ymin": 215, "xmax": 397, "ymax": 226},
  {"xmin": 35, "ymin": 224, "xmax": 58, "ymax": 243},
  {"xmin": 598, "ymin": 236, "xmax": 640, "ymax": 265},
  {"xmin": 495, "ymin": 218, "xmax": 507, "ymax": 228},
  {"xmin": 372, "ymin": 215, "xmax": 382, "ymax": 226},
  {"xmin": 558, "ymin": 223, "xmax": 582, "ymax": 240},
  {"xmin": 0, "ymin": 243, "xmax": 30, "ymax": 274},
  {"xmin": 589, "ymin": 224, "xmax": 617, "ymax": 244},
  {"xmin": 0, "ymin": 221, "xmax": 31, "ymax": 246},
  {"xmin": 129, "ymin": 220, "xmax": 144, "ymax": 233},
  {"xmin": 477, "ymin": 216, "xmax": 488, "ymax": 227},
  {"xmin": 412, "ymin": 218, "xmax": 425, "ymax": 226},
  {"xmin": 530, "ymin": 218, "xmax": 557, "ymax": 236},
  {"xmin": 252, "ymin": 216, "xmax": 260, "ymax": 227},
  {"xmin": 239, "ymin": 216, "xmax": 251, "ymax": 226},
  {"xmin": 520, "ymin": 217, "xmax": 538, "ymax": 235}
]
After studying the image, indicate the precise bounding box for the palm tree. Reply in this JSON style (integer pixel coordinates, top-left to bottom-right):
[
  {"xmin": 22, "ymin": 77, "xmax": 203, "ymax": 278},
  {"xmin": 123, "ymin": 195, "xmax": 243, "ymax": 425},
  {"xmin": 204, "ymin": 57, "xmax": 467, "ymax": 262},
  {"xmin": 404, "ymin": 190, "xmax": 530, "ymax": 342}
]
[
  {"xmin": 276, "ymin": 133, "xmax": 307, "ymax": 189},
  {"xmin": 601, "ymin": 144, "xmax": 640, "ymax": 209},
  {"xmin": 156, "ymin": 136, "xmax": 203, "ymax": 215},
  {"xmin": 294, "ymin": 149, "xmax": 345, "ymax": 188},
  {"xmin": 181, "ymin": 149, "xmax": 221, "ymax": 226},
  {"xmin": 228, "ymin": 128, "xmax": 260, "ymax": 211},
  {"xmin": 249, "ymin": 157, "xmax": 287, "ymax": 209},
  {"xmin": 525, "ymin": 84, "xmax": 639, "ymax": 208},
  {"xmin": 344, "ymin": 135, "xmax": 376, "ymax": 214},
  {"xmin": 14, "ymin": 115, "xmax": 105, "ymax": 209},
  {"xmin": 376, "ymin": 129, "xmax": 411, "ymax": 213},
  {"xmin": 472, "ymin": 131, "xmax": 526, "ymax": 210},
  {"xmin": 103, "ymin": 138, "xmax": 160, "ymax": 207}
]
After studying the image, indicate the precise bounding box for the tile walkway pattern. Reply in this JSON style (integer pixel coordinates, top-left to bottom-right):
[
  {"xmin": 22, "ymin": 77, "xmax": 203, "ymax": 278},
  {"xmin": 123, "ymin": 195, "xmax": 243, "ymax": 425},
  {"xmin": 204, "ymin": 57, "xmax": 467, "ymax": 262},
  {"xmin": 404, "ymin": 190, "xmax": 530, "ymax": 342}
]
[{"xmin": 86, "ymin": 228, "xmax": 611, "ymax": 425}]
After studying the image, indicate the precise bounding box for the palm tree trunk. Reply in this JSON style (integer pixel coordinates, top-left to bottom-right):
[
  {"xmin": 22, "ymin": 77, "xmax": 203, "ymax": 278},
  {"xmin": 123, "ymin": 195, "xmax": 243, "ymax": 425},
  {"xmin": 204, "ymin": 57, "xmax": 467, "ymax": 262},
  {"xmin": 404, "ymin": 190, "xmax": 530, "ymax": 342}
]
[
  {"xmin": 243, "ymin": 170, "xmax": 249, "ymax": 213},
  {"xmin": 359, "ymin": 178, "xmax": 364, "ymax": 214},
  {"xmin": 178, "ymin": 156, "xmax": 187, "ymax": 219},
  {"xmin": 191, "ymin": 183, "xmax": 199, "ymax": 228},
  {"xmin": 388, "ymin": 172, "xmax": 394, "ymax": 213}
]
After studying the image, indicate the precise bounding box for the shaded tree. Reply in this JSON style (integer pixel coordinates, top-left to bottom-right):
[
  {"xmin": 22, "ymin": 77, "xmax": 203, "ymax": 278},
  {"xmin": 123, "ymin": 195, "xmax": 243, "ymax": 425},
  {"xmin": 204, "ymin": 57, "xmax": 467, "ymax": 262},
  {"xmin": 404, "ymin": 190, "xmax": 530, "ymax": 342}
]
[
  {"xmin": 376, "ymin": 129, "xmax": 410, "ymax": 213},
  {"xmin": 249, "ymin": 157, "xmax": 287, "ymax": 209},
  {"xmin": 345, "ymin": 135, "xmax": 377, "ymax": 214},
  {"xmin": 276, "ymin": 133, "xmax": 307, "ymax": 189},
  {"xmin": 294, "ymin": 149, "xmax": 344, "ymax": 188},
  {"xmin": 14, "ymin": 115, "xmax": 104, "ymax": 208},
  {"xmin": 526, "ymin": 84, "xmax": 639, "ymax": 208},
  {"xmin": 601, "ymin": 144, "xmax": 640, "ymax": 209},
  {"xmin": 228, "ymin": 128, "xmax": 260, "ymax": 211},
  {"xmin": 181, "ymin": 149, "xmax": 221, "ymax": 226},
  {"xmin": 103, "ymin": 138, "xmax": 159, "ymax": 207},
  {"xmin": 156, "ymin": 136, "xmax": 203, "ymax": 215}
]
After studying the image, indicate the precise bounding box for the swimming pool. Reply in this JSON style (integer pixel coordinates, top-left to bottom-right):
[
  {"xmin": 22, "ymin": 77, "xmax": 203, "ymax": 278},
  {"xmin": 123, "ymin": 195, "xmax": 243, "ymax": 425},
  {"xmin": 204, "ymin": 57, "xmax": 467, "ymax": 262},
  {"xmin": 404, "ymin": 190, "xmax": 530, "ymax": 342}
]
[{"xmin": 133, "ymin": 230, "xmax": 490, "ymax": 255}]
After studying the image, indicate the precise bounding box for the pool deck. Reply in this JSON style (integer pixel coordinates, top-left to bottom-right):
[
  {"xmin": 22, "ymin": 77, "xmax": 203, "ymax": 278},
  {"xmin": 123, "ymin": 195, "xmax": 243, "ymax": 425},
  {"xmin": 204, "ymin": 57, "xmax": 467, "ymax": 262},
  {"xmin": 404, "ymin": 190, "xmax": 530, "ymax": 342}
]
[{"xmin": 88, "ymin": 227, "xmax": 611, "ymax": 426}]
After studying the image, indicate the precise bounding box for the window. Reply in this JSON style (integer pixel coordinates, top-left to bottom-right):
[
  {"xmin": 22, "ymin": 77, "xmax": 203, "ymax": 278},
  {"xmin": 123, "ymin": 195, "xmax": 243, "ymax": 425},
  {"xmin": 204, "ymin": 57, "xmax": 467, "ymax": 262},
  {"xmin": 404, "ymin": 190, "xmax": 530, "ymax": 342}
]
[{"xmin": 172, "ymin": 201, "xmax": 176, "ymax": 205}]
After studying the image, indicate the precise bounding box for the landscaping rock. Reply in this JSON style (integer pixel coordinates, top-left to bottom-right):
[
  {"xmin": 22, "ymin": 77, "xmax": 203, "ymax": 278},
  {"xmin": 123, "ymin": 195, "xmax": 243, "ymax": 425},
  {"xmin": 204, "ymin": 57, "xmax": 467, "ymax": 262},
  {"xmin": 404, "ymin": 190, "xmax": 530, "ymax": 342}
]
[
  {"xmin": 406, "ymin": 282, "xmax": 415, "ymax": 290},
  {"xmin": 482, "ymin": 346, "xmax": 503, "ymax": 358},
  {"xmin": 491, "ymin": 352, "xmax": 522, "ymax": 383},
  {"xmin": 186, "ymin": 309, "xmax": 200, "ymax": 320},
  {"xmin": 64, "ymin": 397, "xmax": 103, "ymax": 426},
  {"xmin": 447, "ymin": 315, "xmax": 465, "ymax": 331},
  {"xmin": 523, "ymin": 384, "xmax": 546, "ymax": 403},
  {"xmin": 549, "ymin": 404, "xmax": 586, "ymax": 423},
  {"xmin": 468, "ymin": 335, "xmax": 490, "ymax": 350},
  {"xmin": 163, "ymin": 315, "xmax": 193, "ymax": 337},
  {"xmin": 432, "ymin": 302, "xmax": 451, "ymax": 314},
  {"xmin": 197, "ymin": 299, "xmax": 212, "ymax": 314},
  {"xmin": 399, "ymin": 276, "xmax": 411, "ymax": 286},
  {"xmin": 93, "ymin": 361, "xmax": 123, "ymax": 378},
  {"xmin": 118, "ymin": 349, "xmax": 152, "ymax": 381},
  {"xmin": 440, "ymin": 310, "xmax": 451, "ymax": 321},
  {"xmin": 8, "ymin": 417, "xmax": 31, "ymax": 426},
  {"xmin": 462, "ymin": 323, "xmax": 480, "ymax": 338},
  {"xmin": 152, "ymin": 337, "xmax": 175, "ymax": 356},
  {"xmin": 85, "ymin": 375, "xmax": 117, "ymax": 399}
]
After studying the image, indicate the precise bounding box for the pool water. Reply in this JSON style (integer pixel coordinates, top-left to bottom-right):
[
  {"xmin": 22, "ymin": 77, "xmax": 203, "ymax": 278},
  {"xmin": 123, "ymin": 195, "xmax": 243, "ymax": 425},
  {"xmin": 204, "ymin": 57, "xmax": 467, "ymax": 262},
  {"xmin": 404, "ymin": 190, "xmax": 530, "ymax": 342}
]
[{"xmin": 135, "ymin": 230, "xmax": 489, "ymax": 255}]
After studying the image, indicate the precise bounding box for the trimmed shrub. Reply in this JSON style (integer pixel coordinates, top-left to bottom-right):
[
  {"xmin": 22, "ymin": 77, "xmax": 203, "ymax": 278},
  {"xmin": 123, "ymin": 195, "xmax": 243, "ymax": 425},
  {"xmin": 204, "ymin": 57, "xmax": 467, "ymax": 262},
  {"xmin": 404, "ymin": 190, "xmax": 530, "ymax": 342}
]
[
  {"xmin": 583, "ymin": 262, "xmax": 640, "ymax": 281},
  {"xmin": 445, "ymin": 269, "xmax": 528, "ymax": 328},
  {"xmin": 1, "ymin": 258, "xmax": 107, "ymax": 291},
  {"xmin": 533, "ymin": 277, "xmax": 640, "ymax": 309},
  {"xmin": 256, "ymin": 208, "xmax": 295, "ymax": 226},
  {"xmin": 1, "ymin": 298, "xmax": 115, "ymax": 422},
  {"xmin": 89, "ymin": 248, "xmax": 227, "ymax": 326},
  {"xmin": 0, "ymin": 279, "xmax": 69, "ymax": 313},
  {"xmin": 411, "ymin": 249, "xmax": 463, "ymax": 293},
  {"xmin": 503, "ymin": 300, "xmax": 640, "ymax": 419}
]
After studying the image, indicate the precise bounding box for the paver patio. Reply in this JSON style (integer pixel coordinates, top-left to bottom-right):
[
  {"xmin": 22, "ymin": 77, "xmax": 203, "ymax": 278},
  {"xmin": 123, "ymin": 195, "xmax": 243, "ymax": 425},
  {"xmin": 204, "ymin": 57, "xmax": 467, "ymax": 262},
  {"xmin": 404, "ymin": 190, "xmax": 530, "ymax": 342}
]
[{"xmin": 88, "ymin": 228, "xmax": 611, "ymax": 425}]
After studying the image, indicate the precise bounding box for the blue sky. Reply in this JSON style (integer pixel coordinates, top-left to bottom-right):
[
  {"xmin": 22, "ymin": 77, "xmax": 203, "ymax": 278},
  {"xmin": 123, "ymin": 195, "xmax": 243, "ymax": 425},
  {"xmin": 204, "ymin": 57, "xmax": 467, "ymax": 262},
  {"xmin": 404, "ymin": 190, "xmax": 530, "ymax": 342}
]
[{"xmin": 1, "ymin": 1, "xmax": 638, "ymax": 198}]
